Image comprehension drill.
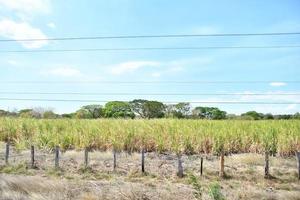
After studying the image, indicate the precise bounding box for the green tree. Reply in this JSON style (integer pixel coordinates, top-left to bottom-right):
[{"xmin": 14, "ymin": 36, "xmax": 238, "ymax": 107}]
[
  {"xmin": 294, "ymin": 112, "xmax": 300, "ymax": 119},
  {"xmin": 75, "ymin": 109, "xmax": 93, "ymax": 119},
  {"xmin": 129, "ymin": 99, "xmax": 148, "ymax": 118},
  {"xmin": 264, "ymin": 113, "xmax": 274, "ymax": 120},
  {"xmin": 104, "ymin": 101, "xmax": 134, "ymax": 118},
  {"xmin": 0, "ymin": 110, "xmax": 9, "ymax": 117},
  {"xmin": 241, "ymin": 111, "xmax": 264, "ymax": 120},
  {"xmin": 193, "ymin": 107, "xmax": 226, "ymax": 120},
  {"xmin": 130, "ymin": 99, "xmax": 165, "ymax": 118},
  {"xmin": 81, "ymin": 104, "xmax": 104, "ymax": 118},
  {"xmin": 43, "ymin": 110, "xmax": 58, "ymax": 119},
  {"xmin": 143, "ymin": 100, "xmax": 165, "ymax": 119},
  {"xmin": 61, "ymin": 113, "xmax": 75, "ymax": 118},
  {"xmin": 19, "ymin": 109, "xmax": 34, "ymax": 118},
  {"xmin": 173, "ymin": 103, "xmax": 191, "ymax": 118}
]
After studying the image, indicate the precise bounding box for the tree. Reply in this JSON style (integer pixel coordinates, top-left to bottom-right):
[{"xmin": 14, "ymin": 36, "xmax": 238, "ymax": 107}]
[
  {"xmin": 61, "ymin": 113, "xmax": 75, "ymax": 118},
  {"xmin": 294, "ymin": 112, "xmax": 300, "ymax": 119},
  {"xmin": 173, "ymin": 103, "xmax": 191, "ymax": 118},
  {"xmin": 0, "ymin": 110, "xmax": 9, "ymax": 117},
  {"xmin": 75, "ymin": 109, "xmax": 93, "ymax": 119},
  {"xmin": 104, "ymin": 101, "xmax": 134, "ymax": 118},
  {"xmin": 19, "ymin": 109, "xmax": 34, "ymax": 118},
  {"xmin": 263, "ymin": 113, "xmax": 274, "ymax": 120},
  {"xmin": 43, "ymin": 110, "xmax": 58, "ymax": 119},
  {"xmin": 274, "ymin": 114, "xmax": 293, "ymax": 120},
  {"xmin": 81, "ymin": 104, "xmax": 104, "ymax": 118},
  {"xmin": 165, "ymin": 104, "xmax": 176, "ymax": 118},
  {"xmin": 241, "ymin": 111, "xmax": 264, "ymax": 120},
  {"xmin": 130, "ymin": 99, "xmax": 148, "ymax": 118},
  {"xmin": 130, "ymin": 99, "xmax": 165, "ymax": 119},
  {"xmin": 192, "ymin": 107, "xmax": 226, "ymax": 120},
  {"xmin": 143, "ymin": 101, "xmax": 165, "ymax": 118}
]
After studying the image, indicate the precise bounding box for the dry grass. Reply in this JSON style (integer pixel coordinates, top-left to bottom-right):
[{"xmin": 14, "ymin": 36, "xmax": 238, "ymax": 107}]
[
  {"xmin": 0, "ymin": 118, "xmax": 299, "ymax": 156},
  {"xmin": 0, "ymin": 144, "xmax": 299, "ymax": 200}
]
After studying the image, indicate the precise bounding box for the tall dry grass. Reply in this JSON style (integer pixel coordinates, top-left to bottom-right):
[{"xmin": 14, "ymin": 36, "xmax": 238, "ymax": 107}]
[{"xmin": 0, "ymin": 118, "xmax": 299, "ymax": 156}]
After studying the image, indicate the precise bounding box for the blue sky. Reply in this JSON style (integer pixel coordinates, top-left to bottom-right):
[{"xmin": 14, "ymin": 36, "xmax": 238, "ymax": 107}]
[{"xmin": 0, "ymin": 0, "xmax": 300, "ymax": 114}]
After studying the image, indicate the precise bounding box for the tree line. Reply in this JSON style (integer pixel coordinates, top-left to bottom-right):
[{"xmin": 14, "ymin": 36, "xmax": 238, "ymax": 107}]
[{"xmin": 1, "ymin": 99, "xmax": 299, "ymax": 120}]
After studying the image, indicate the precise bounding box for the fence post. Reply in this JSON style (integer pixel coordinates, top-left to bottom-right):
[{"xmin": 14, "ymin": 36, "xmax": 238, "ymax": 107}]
[
  {"xmin": 219, "ymin": 152, "xmax": 225, "ymax": 177},
  {"xmin": 5, "ymin": 141, "xmax": 10, "ymax": 165},
  {"xmin": 141, "ymin": 148, "xmax": 145, "ymax": 173},
  {"xmin": 177, "ymin": 154, "xmax": 184, "ymax": 178},
  {"xmin": 296, "ymin": 151, "xmax": 300, "ymax": 180},
  {"xmin": 113, "ymin": 149, "xmax": 117, "ymax": 171},
  {"xmin": 200, "ymin": 157, "xmax": 203, "ymax": 176},
  {"xmin": 31, "ymin": 145, "xmax": 35, "ymax": 168},
  {"xmin": 264, "ymin": 150, "xmax": 270, "ymax": 178},
  {"xmin": 55, "ymin": 146, "xmax": 59, "ymax": 169},
  {"xmin": 84, "ymin": 147, "xmax": 89, "ymax": 168}
]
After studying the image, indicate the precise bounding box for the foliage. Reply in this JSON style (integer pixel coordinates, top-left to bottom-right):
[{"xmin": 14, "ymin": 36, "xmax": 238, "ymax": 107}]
[
  {"xmin": 81, "ymin": 104, "xmax": 104, "ymax": 118},
  {"xmin": 130, "ymin": 99, "xmax": 165, "ymax": 118},
  {"xmin": 241, "ymin": 111, "xmax": 264, "ymax": 120},
  {"xmin": 104, "ymin": 101, "xmax": 134, "ymax": 118},
  {"xmin": 193, "ymin": 107, "xmax": 226, "ymax": 120},
  {"xmin": 188, "ymin": 173, "xmax": 202, "ymax": 199},
  {"xmin": 208, "ymin": 182, "xmax": 225, "ymax": 200},
  {"xmin": 143, "ymin": 100, "xmax": 165, "ymax": 118},
  {"xmin": 43, "ymin": 111, "xmax": 58, "ymax": 119}
]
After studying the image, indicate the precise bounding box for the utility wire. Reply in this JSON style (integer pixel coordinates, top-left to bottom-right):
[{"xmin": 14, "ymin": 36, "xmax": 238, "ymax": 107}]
[
  {"xmin": 1, "ymin": 92, "xmax": 300, "ymax": 96},
  {"xmin": 1, "ymin": 32, "xmax": 300, "ymax": 42},
  {"xmin": 1, "ymin": 45, "xmax": 300, "ymax": 53},
  {"xmin": 0, "ymin": 98, "xmax": 299, "ymax": 104},
  {"xmin": 0, "ymin": 81, "xmax": 299, "ymax": 84}
]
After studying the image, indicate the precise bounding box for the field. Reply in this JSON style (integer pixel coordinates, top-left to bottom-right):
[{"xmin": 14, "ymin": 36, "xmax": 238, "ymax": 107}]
[
  {"xmin": 0, "ymin": 143, "xmax": 300, "ymax": 200},
  {"xmin": 0, "ymin": 118, "xmax": 299, "ymax": 156},
  {"xmin": 1, "ymin": 118, "xmax": 300, "ymax": 199}
]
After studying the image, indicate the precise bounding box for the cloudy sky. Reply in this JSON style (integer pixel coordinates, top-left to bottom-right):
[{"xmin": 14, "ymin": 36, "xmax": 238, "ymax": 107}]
[{"xmin": 0, "ymin": 0, "xmax": 299, "ymax": 114}]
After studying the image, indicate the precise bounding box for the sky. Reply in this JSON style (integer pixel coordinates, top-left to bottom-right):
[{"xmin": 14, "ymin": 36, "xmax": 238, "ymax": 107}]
[{"xmin": 0, "ymin": 0, "xmax": 300, "ymax": 114}]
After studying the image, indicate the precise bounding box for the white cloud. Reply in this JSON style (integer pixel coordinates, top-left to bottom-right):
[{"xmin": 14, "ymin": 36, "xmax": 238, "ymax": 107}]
[
  {"xmin": 110, "ymin": 61, "xmax": 160, "ymax": 75},
  {"xmin": 0, "ymin": 0, "xmax": 51, "ymax": 15},
  {"xmin": 42, "ymin": 66, "xmax": 82, "ymax": 77},
  {"xmin": 47, "ymin": 22, "xmax": 55, "ymax": 29},
  {"xmin": 149, "ymin": 57, "xmax": 213, "ymax": 77},
  {"xmin": 269, "ymin": 82, "xmax": 287, "ymax": 87},
  {"xmin": 0, "ymin": 19, "xmax": 48, "ymax": 49}
]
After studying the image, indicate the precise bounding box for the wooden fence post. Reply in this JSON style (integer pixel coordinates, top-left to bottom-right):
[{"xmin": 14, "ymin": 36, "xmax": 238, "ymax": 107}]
[
  {"xmin": 113, "ymin": 149, "xmax": 117, "ymax": 171},
  {"xmin": 55, "ymin": 146, "xmax": 59, "ymax": 169},
  {"xmin": 31, "ymin": 145, "xmax": 35, "ymax": 168},
  {"xmin": 219, "ymin": 152, "xmax": 225, "ymax": 178},
  {"xmin": 84, "ymin": 147, "xmax": 89, "ymax": 168},
  {"xmin": 200, "ymin": 157, "xmax": 203, "ymax": 176},
  {"xmin": 141, "ymin": 148, "xmax": 145, "ymax": 173},
  {"xmin": 264, "ymin": 150, "xmax": 270, "ymax": 178},
  {"xmin": 177, "ymin": 154, "xmax": 184, "ymax": 178},
  {"xmin": 296, "ymin": 151, "xmax": 300, "ymax": 180},
  {"xmin": 5, "ymin": 142, "xmax": 10, "ymax": 165}
]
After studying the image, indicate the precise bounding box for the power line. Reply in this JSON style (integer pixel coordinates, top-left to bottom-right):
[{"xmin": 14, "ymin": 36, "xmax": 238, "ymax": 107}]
[
  {"xmin": 1, "ymin": 45, "xmax": 300, "ymax": 53},
  {"xmin": 1, "ymin": 92, "xmax": 300, "ymax": 96},
  {"xmin": 0, "ymin": 81, "xmax": 299, "ymax": 84},
  {"xmin": 1, "ymin": 32, "xmax": 300, "ymax": 42},
  {"xmin": 0, "ymin": 98, "xmax": 299, "ymax": 104}
]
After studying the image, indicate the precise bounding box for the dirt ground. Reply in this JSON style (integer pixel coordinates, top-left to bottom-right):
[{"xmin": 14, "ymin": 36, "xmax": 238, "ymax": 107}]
[{"xmin": 0, "ymin": 142, "xmax": 299, "ymax": 200}]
